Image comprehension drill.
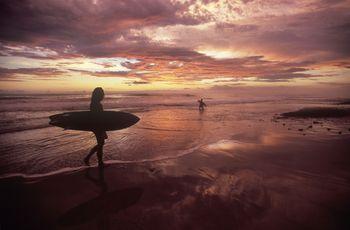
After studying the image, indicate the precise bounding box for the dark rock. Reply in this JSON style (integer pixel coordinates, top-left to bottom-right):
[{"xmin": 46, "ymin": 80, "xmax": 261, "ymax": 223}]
[{"xmin": 282, "ymin": 107, "xmax": 350, "ymax": 118}]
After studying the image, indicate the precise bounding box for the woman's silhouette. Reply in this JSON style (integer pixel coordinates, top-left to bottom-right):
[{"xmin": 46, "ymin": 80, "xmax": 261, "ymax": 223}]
[{"xmin": 84, "ymin": 87, "xmax": 108, "ymax": 167}]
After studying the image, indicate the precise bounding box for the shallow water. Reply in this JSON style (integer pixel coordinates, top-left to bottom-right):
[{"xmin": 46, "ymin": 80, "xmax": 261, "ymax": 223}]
[
  {"xmin": 0, "ymin": 93, "xmax": 349, "ymax": 175},
  {"xmin": 1, "ymin": 93, "xmax": 350, "ymax": 230}
]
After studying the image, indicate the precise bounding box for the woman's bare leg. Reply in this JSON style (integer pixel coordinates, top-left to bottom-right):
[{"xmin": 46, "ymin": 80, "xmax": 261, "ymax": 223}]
[
  {"xmin": 84, "ymin": 145, "xmax": 98, "ymax": 166},
  {"xmin": 97, "ymin": 144, "xmax": 104, "ymax": 167},
  {"xmin": 96, "ymin": 133, "xmax": 105, "ymax": 167}
]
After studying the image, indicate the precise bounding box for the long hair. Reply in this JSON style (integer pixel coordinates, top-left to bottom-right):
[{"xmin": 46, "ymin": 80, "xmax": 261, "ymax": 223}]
[{"xmin": 91, "ymin": 87, "xmax": 104, "ymax": 103}]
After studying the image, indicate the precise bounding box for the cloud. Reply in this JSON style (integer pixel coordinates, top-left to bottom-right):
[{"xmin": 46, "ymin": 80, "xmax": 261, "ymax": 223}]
[
  {"xmin": 129, "ymin": 80, "xmax": 150, "ymax": 85},
  {"xmin": 0, "ymin": 44, "xmax": 58, "ymax": 58},
  {"xmin": 0, "ymin": 67, "xmax": 66, "ymax": 81},
  {"xmin": 68, "ymin": 69, "xmax": 131, "ymax": 77},
  {"xmin": 0, "ymin": 0, "xmax": 349, "ymax": 88},
  {"xmin": 2, "ymin": 0, "xmax": 348, "ymax": 61},
  {"xmin": 0, "ymin": 67, "xmax": 65, "ymax": 75},
  {"xmin": 0, "ymin": 0, "xmax": 199, "ymax": 57},
  {"xmin": 210, "ymin": 83, "xmax": 246, "ymax": 91}
]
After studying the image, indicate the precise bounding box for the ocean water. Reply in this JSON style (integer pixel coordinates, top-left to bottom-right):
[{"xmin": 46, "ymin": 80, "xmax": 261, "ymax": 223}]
[{"xmin": 0, "ymin": 92, "xmax": 349, "ymax": 175}]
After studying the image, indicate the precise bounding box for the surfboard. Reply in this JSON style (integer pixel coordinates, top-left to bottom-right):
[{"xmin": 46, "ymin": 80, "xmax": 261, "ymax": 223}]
[{"xmin": 49, "ymin": 111, "xmax": 140, "ymax": 131}]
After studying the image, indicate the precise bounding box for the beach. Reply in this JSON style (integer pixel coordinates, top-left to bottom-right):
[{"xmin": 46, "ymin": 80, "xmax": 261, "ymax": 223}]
[
  {"xmin": 1, "ymin": 0, "xmax": 350, "ymax": 229},
  {"xmin": 1, "ymin": 93, "xmax": 350, "ymax": 229}
]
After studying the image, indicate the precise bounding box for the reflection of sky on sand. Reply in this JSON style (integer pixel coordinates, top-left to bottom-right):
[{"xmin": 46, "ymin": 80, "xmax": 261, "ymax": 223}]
[
  {"xmin": 205, "ymin": 139, "xmax": 243, "ymax": 152},
  {"xmin": 104, "ymin": 108, "xmax": 204, "ymax": 162},
  {"xmin": 200, "ymin": 131, "xmax": 287, "ymax": 159},
  {"xmin": 202, "ymin": 170, "xmax": 269, "ymax": 208},
  {"xmin": 2, "ymin": 133, "xmax": 350, "ymax": 229}
]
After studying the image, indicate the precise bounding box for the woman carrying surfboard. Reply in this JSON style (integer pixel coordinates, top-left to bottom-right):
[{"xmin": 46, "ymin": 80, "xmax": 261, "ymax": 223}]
[
  {"xmin": 49, "ymin": 88, "xmax": 139, "ymax": 167},
  {"xmin": 84, "ymin": 87, "xmax": 108, "ymax": 167}
]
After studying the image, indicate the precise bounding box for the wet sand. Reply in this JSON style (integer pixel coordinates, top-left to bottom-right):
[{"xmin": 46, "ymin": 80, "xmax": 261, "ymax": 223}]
[
  {"xmin": 1, "ymin": 129, "xmax": 350, "ymax": 229},
  {"xmin": 1, "ymin": 99, "xmax": 350, "ymax": 229}
]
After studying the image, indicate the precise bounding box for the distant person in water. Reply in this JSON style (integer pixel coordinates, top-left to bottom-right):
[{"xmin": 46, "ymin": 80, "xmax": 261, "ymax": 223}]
[
  {"xmin": 84, "ymin": 87, "xmax": 108, "ymax": 167},
  {"xmin": 198, "ymin": 98, "xmax": 207, "ymax": 111}
]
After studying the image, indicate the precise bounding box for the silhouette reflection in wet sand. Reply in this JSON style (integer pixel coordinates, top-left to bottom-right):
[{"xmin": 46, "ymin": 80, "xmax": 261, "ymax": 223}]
[
  {"xmin": 84, "ymin": 87, "xmax": 108, "ymax": 167},
  {"xmin": 85, "ymin": 165, "xmax": 108, "ymax": 193},
  {"xmin": 58, "ymin": 166, "xmax": 143, "ymax": 228}
]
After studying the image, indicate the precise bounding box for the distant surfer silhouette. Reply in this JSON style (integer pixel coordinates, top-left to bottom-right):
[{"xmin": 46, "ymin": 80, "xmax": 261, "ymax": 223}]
[
  {"xmin": 84, "ymin": 87, "xmax": 108, "ymax": 167},
  {"xmin": 198, "ymin": 98, "xmax": 207, "ymax": 111}
]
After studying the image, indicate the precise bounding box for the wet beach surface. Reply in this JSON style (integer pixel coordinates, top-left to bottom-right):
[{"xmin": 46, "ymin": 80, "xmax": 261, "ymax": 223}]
[
  {"xmin": 1, "ymin": 133, "xmax": 350, "ymax": 230},
  {"xmin": 1, "ymin": 100, "xmax": 350, "ymax": 175},
  {"xmin": 1, "ymin": 96, "xmax": 350, "ymax": 229}
]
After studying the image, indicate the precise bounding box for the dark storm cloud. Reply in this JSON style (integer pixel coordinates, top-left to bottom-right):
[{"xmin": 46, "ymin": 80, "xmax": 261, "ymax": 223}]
[
  {"xmin": 253, "ymin": 7, "xmax": 350, "ymax": 60},
  {"xmin": 0, "ymin": 0, "xmax": 199, "ymax": 57}
]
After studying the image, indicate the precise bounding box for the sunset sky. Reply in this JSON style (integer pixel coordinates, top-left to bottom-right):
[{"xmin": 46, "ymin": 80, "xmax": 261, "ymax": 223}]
[{"xmin": 0, "ymin": 0, "xmax": 349, "ymax": 93}]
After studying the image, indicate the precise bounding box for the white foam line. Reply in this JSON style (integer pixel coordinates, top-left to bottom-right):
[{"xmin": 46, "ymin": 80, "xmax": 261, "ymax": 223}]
[
  {"xmin": 0, "ymin": 145, "xmax": 202, "ymax": 180},
  {"xmin": 0, "ymin": 166, "xmax": 88, "ymax": 180}
]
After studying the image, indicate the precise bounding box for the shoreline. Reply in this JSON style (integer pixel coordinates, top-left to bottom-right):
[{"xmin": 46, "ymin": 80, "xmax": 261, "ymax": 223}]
[{"xmin": 1, "ymin": 135, "xmax": 350, "ymax": 229}]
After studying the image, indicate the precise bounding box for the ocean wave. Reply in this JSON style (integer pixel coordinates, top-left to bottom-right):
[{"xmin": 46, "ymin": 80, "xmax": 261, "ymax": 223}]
[
  {"xmin": 0, "ymin": 144, "xmax": 202, "ymax": 179},
  {"xmin": 0, "ymin": 96, "xmax": 39, "ymax": 100},
  {"xmin": 0, "ymin": 98, "xmax": 279, "ymax": 113},
  {"xmin": 0, "ymin": 123, "xmax": 52, "ymax": 135},
  {"xmin": 136, "ymin": 126, "xmax": 195, "ymax": 132}
]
